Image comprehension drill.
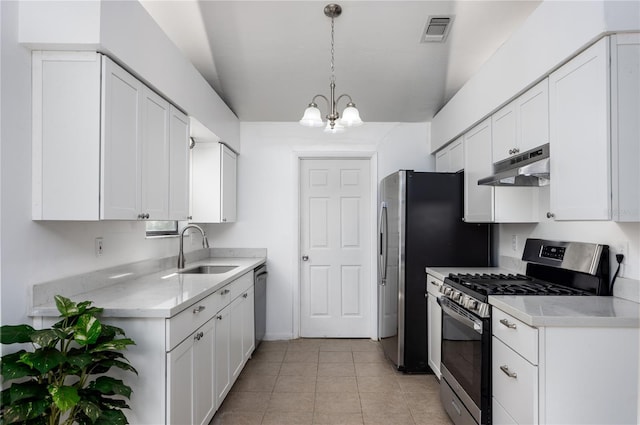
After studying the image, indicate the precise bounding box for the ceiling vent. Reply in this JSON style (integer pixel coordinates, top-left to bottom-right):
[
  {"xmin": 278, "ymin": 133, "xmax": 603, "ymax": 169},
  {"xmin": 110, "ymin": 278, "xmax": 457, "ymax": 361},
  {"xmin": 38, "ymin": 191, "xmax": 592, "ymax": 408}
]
[{"xmin": 421, "ymin": 15, "xmax": 454, "ymax": 43}]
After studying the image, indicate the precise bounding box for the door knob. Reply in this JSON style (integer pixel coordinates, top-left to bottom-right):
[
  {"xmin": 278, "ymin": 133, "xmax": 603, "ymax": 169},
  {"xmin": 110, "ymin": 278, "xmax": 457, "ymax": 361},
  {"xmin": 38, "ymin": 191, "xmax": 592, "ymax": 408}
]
[{"xmin": 302, "ymin": 256, "xmax": 309, "ymax": 261}]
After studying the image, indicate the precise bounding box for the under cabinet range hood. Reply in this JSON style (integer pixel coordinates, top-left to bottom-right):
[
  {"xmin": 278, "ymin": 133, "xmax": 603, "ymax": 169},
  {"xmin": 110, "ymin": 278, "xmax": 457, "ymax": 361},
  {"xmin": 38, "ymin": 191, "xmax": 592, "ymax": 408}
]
[{"xmin": 478, "ymin": 143, "xmax": 550, "ymax": 186}]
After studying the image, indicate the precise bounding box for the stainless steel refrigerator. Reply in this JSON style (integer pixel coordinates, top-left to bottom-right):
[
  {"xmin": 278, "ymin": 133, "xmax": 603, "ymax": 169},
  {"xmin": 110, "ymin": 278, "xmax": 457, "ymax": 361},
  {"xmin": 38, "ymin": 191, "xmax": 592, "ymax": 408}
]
[{"xmin": 378, "ymin": 171, "xmax": 492, "ymax": 373}]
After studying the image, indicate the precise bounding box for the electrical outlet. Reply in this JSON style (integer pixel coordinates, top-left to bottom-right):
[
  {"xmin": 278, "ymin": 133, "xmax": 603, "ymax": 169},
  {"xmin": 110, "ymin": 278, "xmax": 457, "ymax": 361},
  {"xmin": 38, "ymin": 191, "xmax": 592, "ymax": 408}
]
[
  {"xmin": 511, "ymin": 234, "xmax": 518, "ymax": 252},
  {"xmin": 615, "ymin": 241, "xmax": 629, "ymax": 261},
  {"xmin": 95, "ymin": 237, "xmax": 104, "ymax": 257}
]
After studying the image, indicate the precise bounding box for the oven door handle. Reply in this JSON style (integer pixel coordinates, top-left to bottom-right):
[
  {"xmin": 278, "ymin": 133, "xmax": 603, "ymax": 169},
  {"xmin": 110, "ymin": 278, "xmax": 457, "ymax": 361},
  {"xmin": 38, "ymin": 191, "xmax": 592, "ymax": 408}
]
[{"xmin": 441, "ymin": 301, "xmax": 483, "ymax": 335}]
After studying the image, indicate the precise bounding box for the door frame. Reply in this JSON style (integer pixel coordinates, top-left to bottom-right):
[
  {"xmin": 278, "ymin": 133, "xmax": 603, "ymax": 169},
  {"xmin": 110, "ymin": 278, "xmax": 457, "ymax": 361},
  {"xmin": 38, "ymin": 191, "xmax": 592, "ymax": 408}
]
[{"xmin": 292, "ymin": 147, "xmax": 378, "ymax": 340}]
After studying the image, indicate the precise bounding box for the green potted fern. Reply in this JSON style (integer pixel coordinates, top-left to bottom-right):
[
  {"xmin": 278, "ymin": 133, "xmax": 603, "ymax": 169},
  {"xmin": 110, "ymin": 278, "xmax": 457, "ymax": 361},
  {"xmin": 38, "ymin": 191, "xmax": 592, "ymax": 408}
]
[{"xmin": 0, "ymin": 295, "xmax": 137, "ymax": 424}]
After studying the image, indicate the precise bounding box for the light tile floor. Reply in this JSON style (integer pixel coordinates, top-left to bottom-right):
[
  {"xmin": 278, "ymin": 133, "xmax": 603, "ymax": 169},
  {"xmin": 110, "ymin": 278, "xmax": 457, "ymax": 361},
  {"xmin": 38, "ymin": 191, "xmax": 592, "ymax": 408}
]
[{"xmin": 210, "ymin": 339, "xmax": 454, "ymax": 425}]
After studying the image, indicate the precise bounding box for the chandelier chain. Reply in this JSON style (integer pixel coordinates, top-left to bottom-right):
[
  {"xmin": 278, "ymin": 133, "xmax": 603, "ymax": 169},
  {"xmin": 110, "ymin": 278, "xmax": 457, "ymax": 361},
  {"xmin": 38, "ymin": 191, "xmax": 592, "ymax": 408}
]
[{"xmin": 330, "ymin": 16, "xmax": 335, "ymax": 83}]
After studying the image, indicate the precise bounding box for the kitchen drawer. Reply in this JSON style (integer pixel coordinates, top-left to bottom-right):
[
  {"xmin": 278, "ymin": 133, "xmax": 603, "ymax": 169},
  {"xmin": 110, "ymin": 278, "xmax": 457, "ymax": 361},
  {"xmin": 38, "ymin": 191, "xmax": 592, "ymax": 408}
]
[
  {"xmin": 492, "ymin": 337, "xmax": 538, "ymax": 425},
  {"xmin": 440, "ymin": 377, "xmax": 477, "ymax": 425},
  {"xmin": 166, "ymin": 292, "xmax": 220, "ymax": 351},
  {"xmin": 218, "ymin": 271, "xmax": 253, "ymax": 309},
  {"xmin": 492, "ymin": 397, "xmax": 518, "ymax": 425},
  {"xmin": 426, "ymin": 274, "xmax": 443, "ymax": 297},
  {"xmin": 492, "ymin": 308, "xmax": 538, "ymax": 364}
]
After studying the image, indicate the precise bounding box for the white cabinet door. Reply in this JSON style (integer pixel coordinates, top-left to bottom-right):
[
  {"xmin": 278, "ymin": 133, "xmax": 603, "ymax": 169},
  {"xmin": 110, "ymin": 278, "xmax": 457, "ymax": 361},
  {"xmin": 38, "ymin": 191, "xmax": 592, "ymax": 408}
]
[
  {"xmin": 517, "ymin": 79, "xmax": 549, "ymax": 153},
  {"xmin": 221, "ymin": 145, "xmax": 237, "ymax": 223},
  {"xmin": 140, "ymin": 86, "xmax": 170, "ymax": 221},
  {"xmin": 214, "ymin": 305, "xmax": 231, "ymax": 407},
  {"xmin": 448, "ymin": 138, "xmax": 464, "ymax": 173},
  {"xmin": 464, "ymin": 118, "xmax": 494, "ymax": 222},
  {"xmin": 167, "ymin": 331, "xmax": 194, "ymax": 425},
  {"xmin": 101, "ymin": 57, "xmax": 142, "ymax": 220},
  {"xmin": 427, "ymin": 293, "xmax": 442, "ymax": 380},
  {"xmin": 32, "ymin": 51, "xmax": 101, "ymax": 220},
  {"xmin": 435, "ymin": 149, "xmax": 449, "ymax": 172},
  {"xmin": 191, "ymin": 142, "xmax": 238, "ymax": 223},
  {"xmin": 229, "ymin": 296, "xmax": 244, "ymax": 380},
  {"xmin": 492, "ymin": 102, "xmax": 517, "ymax": 163},
  {"xmin": 193, "ymin": 319, "xmax": 216, "ymax": 425},
  {"xmin": 169, "ymin": 106, "xmax": 190, "ymax": 221},
  {"xmin": 241, "ymin": 287, "xmax": 255, "ymax": 361},
  {"xmin": 549, "ymin": 38, "xmax": 611, "ymax": 220}
]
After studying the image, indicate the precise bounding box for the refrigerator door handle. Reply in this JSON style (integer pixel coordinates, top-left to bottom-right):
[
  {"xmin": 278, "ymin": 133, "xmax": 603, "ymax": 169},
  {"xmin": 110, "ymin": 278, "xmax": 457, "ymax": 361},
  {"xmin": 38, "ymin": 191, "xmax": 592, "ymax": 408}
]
[{"xmin": 379, "ymin": 203, "xmax": 388, "ymax": 284}]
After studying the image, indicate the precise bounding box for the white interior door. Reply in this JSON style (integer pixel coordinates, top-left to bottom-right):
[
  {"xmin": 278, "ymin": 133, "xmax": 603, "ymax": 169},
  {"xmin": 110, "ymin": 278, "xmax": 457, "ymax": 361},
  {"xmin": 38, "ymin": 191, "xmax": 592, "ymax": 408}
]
[{"xmin": 300, "ymin": 158, "xmax": 371, "ymax": 337}]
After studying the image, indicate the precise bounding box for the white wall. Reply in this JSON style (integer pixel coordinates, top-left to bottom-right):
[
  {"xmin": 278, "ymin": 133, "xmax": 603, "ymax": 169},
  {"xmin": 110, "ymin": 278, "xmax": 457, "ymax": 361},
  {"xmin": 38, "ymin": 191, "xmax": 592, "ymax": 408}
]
[
  {"xmin": 204, "ymin": 122, "xmax": 432, "ymax": 339},
  {"xmin": 0, "ymin": 1, "xmax": 201, "ymax": 327}
]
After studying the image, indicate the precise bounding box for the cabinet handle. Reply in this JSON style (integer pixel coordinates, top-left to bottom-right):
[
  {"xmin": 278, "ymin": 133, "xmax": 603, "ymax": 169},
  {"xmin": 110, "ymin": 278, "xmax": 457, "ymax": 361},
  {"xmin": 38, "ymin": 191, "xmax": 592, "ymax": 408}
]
[
  {"xmin": 508, "ymin": 149, "xmax": 514, "ymax": 155},
  {"xmin": 430, "ymin": 280, "xmax": 439, "ymax": 286},
  {"xmin": 499, "ymin": 318, "xmax": 517, "ymax": 329},
  {"xmin": 243, "ymin": 293, "xmax": 248, "ymax": 298},
  {"xmin": 546, "ymin": 212, "xmax": 555, "ymax": 219},
  {"xmin": 450, "ymin": 399, "xmax": 462, "ymax": 416},
  {"xmin": 220, "ymin": 289, "xmax": 230, "ymax": 295},
  {"xmin": 500, "ymin": 365, "xmax": 518, "ymax": 379},
  {"xmin": 145, "ymin": 213, "xmax": 150, "ymax": 219},
  {"xmin": 193, "ymin": 305, "xmax": 206, "ymax": 314},
  {"xmin": 513, "ymin": 148, "xmax": 520, "ymax": 154},
  {"xmin": 216, "ymin": 315, "xmax": 223, "ymax": 320},
  {"xmin": 187, "ymin": 216, "xmax": 193, "ymax": 220},
  {"xmin": 222, "ymin": 218, "xmax": 227, "ymax": 222},
  {"xmin": 137, "ymin": 213, "xmax": 145, "ymax": 219}
]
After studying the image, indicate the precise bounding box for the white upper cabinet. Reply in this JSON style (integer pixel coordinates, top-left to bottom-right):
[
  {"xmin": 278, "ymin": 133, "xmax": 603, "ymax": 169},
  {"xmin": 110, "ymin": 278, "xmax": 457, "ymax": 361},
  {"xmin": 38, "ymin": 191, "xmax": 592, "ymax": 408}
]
[
  {"xmin": 169, "ymin": 107, "xmax": 191, "ymax": 221},
  {"xmin": 190, "ymin": 142, "xmax": 238, "ymax": 223},
  {"xmin": 464, "ymin": 119, "xmax": 539, "ymax": 223},
  {"xmin": 435, "ymin": 137, "xmax": 464, "ymax": 173},
  {"xmin": 464, "ymin": 119, "xmax": 494, "ymax": 222},
  {"xmin": 32, "ymin": 51, "xmax": 101, "ymax": 221},
  {"xmin": 492, "ymin": 80, "xmax": 549, "ymax": 163},
  {"xmin": 548, "ymin": 35, "xmax": 639, "ymax": 221},
  {"xmin": 32, "ymin": 51, "xmax": 190, "ymax": 221}
]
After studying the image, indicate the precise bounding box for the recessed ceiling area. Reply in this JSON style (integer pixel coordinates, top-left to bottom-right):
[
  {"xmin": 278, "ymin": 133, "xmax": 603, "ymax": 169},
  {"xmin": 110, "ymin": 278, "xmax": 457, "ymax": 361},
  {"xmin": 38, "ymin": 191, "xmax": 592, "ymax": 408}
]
[{"xmin": 141, "ymin": 1, "xmax": 542, "ymax": 123}]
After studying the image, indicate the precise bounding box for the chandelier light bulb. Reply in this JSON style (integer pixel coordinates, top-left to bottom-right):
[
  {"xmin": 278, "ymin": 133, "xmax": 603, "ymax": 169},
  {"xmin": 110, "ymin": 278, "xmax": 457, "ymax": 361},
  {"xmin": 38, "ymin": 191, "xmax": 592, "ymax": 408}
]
[{"xmin": 339, "ymin": 103, "xmax": 363, "ymax": 127}]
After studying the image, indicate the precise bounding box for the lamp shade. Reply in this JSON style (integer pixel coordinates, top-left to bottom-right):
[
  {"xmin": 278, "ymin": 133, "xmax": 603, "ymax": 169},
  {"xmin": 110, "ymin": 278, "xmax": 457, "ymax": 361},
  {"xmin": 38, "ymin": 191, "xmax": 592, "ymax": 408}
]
[
  {"xmin": 339, "ymin": 105, "xmax": 363, "ymax": 127},
  {"xmin": 299, "ymin": 105, "xmax": 324, "ymax": 127}
]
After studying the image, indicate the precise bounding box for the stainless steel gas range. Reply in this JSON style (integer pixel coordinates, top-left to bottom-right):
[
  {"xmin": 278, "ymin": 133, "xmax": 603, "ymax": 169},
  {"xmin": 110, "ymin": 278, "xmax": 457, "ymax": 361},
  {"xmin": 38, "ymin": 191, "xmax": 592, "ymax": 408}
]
[{"xmin": 438, "ymin": 239, "xmax": 610, "ymax": 425}]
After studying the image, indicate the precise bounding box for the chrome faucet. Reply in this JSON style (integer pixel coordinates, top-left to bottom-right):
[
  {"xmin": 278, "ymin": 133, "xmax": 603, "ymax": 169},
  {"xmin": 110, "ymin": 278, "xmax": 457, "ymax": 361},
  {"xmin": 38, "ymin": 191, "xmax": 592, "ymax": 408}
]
[{"xmin": 178, "ymin": 224, "xmax": 210, "ymax": 269}]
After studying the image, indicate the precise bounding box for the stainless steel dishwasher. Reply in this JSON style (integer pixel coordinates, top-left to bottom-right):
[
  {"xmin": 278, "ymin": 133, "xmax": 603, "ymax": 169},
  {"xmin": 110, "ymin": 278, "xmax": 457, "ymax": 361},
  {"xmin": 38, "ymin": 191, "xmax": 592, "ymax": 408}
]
[{"xmin": 254, "ymin": 264, "xmax": 267, "ymax": 349}]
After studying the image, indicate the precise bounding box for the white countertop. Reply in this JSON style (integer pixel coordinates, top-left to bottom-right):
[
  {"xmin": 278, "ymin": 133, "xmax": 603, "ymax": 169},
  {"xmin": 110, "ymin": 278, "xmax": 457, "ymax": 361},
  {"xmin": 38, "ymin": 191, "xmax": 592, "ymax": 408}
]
[
  {"xmin": 31, "ymin": 257, "xmax": 266, "ymax": 319},
  {"xmin": 489, "ymin": 295, "xmax": 640, "ymax": 328},
  {"xmin": 425, "ymin": 266, "xmax": 516, "ymax": 282}
]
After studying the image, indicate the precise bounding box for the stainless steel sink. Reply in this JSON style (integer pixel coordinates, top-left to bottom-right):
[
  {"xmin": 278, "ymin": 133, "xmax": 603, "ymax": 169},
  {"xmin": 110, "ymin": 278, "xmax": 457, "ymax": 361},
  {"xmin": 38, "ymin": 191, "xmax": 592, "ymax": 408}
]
[{"xmin": 179, "ymin": 265, "xmax": 238, "ymax": 274}]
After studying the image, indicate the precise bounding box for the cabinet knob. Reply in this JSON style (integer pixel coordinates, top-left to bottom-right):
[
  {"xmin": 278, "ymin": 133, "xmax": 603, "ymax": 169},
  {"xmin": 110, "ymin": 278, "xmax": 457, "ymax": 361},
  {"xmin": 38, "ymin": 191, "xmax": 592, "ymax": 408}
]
[
  {"xmin": 187, "ymin": 216, "xmax": 193, "ymax": 220},
  {"xmin": 508, "ymin": 149, "xmax": 514, "ymax": 155},
  {"xmin": 243, "ymin": 293, "xmax": 248, "ymax": 298},
  {"xmin": 216, "ymin": 315, "xmax": 223, "ymax": 320},
  {"xmin": 302, "ymin": 256, "xmax": 309, "ymax": 261},
  {"xmin": 222, "ymin": 218, "xmax": 227, "ymax": 222},
  {"xmin": 546, "ymin": 212, "xmax": 555, "ymax": 219},
  {"xmin": 137, "ymin": 213, "xmax": 145, "ymax": 219},
  {"xmin": 192, "ymin": 305, "xmax": 206, "ymax": 314},
  {"xmin": 220, "ymin": 289, "xmax": 230, "ymax": 296}
]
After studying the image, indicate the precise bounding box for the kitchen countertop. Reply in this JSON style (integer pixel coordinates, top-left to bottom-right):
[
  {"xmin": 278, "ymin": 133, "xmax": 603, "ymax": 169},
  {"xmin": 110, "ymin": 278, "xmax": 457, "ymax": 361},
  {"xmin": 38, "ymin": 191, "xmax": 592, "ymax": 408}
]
[
  {"xmin": 425, "ymin": 266, "xmax": 516, "ymax": 282},
  {"xmin": 489, "ymin": 295, "xmax": 640, "ymax": 328},
  {"xmin": 31, "ymin": 257, "xmax": 266, "ymax": 319}
]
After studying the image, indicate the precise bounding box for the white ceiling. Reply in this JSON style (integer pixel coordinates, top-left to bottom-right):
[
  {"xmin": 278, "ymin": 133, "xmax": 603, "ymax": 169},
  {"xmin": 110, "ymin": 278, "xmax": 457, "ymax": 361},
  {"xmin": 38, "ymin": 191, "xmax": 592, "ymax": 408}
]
[{"xmin": 141, "ymin": 1, "xmax": 541, "ymax": 123}]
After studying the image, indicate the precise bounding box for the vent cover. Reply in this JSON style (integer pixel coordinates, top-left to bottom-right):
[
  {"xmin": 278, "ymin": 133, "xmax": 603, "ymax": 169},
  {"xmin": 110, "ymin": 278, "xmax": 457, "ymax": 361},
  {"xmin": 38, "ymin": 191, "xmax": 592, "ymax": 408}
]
[{"xmin": 421, "ymin": 15, "xmax": 454, "ymax": 43}]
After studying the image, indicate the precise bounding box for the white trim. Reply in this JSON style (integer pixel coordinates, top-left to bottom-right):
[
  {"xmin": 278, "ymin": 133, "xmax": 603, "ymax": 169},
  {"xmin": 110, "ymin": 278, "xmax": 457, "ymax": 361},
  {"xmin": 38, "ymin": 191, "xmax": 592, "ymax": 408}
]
[{"xmin": 292, "ymin": 146, "xmax": 378, "ymax": 339}]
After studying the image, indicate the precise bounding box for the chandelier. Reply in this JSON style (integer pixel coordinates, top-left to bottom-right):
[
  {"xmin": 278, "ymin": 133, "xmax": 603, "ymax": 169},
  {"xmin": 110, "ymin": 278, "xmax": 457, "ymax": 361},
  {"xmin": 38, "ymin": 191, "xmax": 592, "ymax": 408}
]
[{"xmin": 299, "ymin": 3, "xmax": 363, "ymax": 133}]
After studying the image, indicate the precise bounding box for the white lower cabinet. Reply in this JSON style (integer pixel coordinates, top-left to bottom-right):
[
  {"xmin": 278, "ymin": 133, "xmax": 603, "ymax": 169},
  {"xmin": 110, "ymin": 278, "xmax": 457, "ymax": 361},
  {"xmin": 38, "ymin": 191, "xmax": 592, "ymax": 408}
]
[
  {"xmin": 492, "ymin": 307, "xmax": 639, "ymax": 425},
  {"xmin": 167, "ymin": 318, "xmax": 215, "ymax": 425},
  {"xmin": 166, "ymin": 271, "xmax": 255, "ymax": 424},
  {"xmin": 426, "ymin": 274, "xmax": 442, "ymax": 380}
]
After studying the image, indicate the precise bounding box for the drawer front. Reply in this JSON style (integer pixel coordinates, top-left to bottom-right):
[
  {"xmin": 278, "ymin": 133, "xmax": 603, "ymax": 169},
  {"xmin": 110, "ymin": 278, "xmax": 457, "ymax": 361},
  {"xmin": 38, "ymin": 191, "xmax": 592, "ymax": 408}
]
[
  {"xmin": 426, "ymin": 274, "xmax": 443, "ymax": 297},
  {"xmin": 492, "ymin": 397, "xmax": 518, "ymax": 425},
  {"xmin": 218, "ymin": 271, "xmax": 253, "ymax": 309},
  {"xmin": 492, "ymin": 308, "xmax": 538, "ymax": 364},
  {"xmin": 166, "ymin": 293, "xmax": 220, "ymax": 351},
  {"xmin": 440, "ymin": 377, "xmax": 477, "ymax": 425},
  {"xmin": 492, "ymin": 337, "xmax": 538, "ymax": 425}
]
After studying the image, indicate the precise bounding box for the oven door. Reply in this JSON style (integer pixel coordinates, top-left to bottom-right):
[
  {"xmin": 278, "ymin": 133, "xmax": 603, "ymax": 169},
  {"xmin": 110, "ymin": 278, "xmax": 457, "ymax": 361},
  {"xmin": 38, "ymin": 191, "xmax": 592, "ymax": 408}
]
[{"xmin": 439, "ymin": 297, "xmax": 490, "ymax": 425}]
